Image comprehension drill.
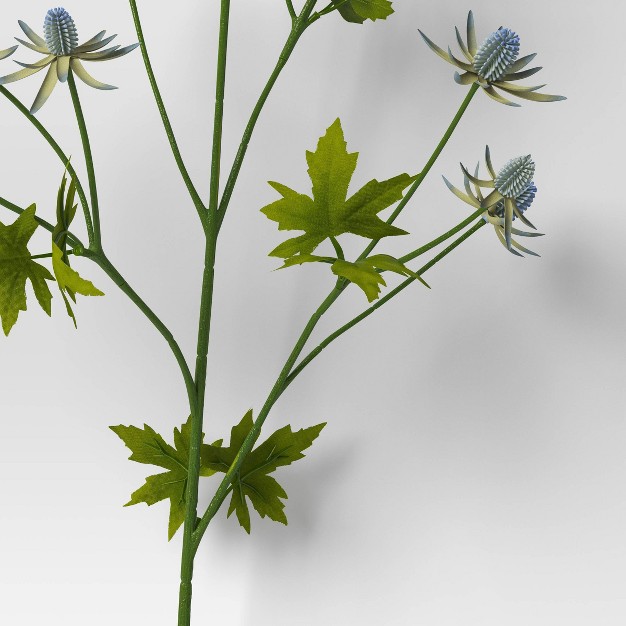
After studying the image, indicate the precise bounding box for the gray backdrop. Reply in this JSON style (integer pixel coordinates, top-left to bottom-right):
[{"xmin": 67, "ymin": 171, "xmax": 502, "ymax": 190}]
[{"xmin": 1, "ymin": 0, "xmax": 624, "ymax": 624}]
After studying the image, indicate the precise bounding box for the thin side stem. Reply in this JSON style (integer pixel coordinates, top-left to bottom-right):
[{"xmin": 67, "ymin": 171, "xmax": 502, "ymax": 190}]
[
  {"xmin": 399, "ymin": 207, "xmax": 483, "ymax": 264},
  {"xmin": 128, "ymin": 0, "xmax": 208, "ymax": 232},
  {"xmin": 329, "ymin": 236, "xmax": 345, "ymax": 260},
  {"xmin": 87, "ymin": 250, "xmax": 197, "ymax": 413},
  {"xmin": 285, "ymin": 220, "xmax": 486, "ymax": 387},
  {"xmin": 0, "ymin": 196, "xmax": 85, "ymax": 250},
  {"xmin": 216, "ymin": 0, "xmax": 319, "ymax": 231},
  {"xmin": 67, "ymin": 71, "xmax": 102, "ymax": 251},
  {"xmin": 30, "ymin": 250, "xmax": 76, "ymax": 260},
  {"xmin": 358, "ymin": 83, "xmax": 480, "ymax": 261},
  {"xmin": 0, "ymin": 86, "xmax": 94, "ymax": 246},
  {"xmin": 192, "ymin": 281, "xmax": 344, "ymax": 552},
  {"xmin": 177, "ymin": 1, "xmax": 231, "ymax": 624},
  {"xmin": 285, "ymin": 0, "xmax": 297, "ymax": 21},
  {"xmin": 308, "ymin": 0, "xmax": 351, "ymax": 24}
]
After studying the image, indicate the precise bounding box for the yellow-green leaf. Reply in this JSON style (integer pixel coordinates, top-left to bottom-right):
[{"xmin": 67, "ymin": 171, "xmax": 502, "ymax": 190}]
[
  {"xmin": 201, "ymin": 411, "xmax": 326, "ymax": 534},
  {"xmin": 110, "ymin": 418, "xmax": 223, "ymax": 541},
  {"xmin": 261, "ymin": 119, "xmax": 412, "ymax": 258},
  {"xmin": 0, "ymin": 205, "xmax": 54, "ymax": 335},
  {"xmin": 51, "ymin": 242, "xmax": 103, "ymax": 327}
]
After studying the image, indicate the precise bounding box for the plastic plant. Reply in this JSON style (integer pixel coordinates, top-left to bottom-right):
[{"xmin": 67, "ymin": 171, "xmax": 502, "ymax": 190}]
[{"xmin": 0, "ymin": 4, "xmax": 565, "ymax": 625}]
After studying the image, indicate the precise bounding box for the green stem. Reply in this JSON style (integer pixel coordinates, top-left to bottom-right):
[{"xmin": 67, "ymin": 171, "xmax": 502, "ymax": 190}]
[
  {"xmin": 30, "ymin": 250, "xmax": 76, "ymax": 260},
  {"xmin": 0, "ymin": 86, "xmax": 94, "ymax": 246},
  {"xmin": 308, "ymin": 0, "xmax": 351, "ymax": 24},
  {"xmin": 0, "ymin": 196, "xmax": 85, "ymax": 250},
  {"xmin": 358, "ymin": 83, "xmax": 480, "ymax": 261},
  {"xmin": 128, "ymin": 0, "xmax": 208, "ymax": 232},
  {"xmin": 285, "ymin": 220, "xmax": 486, "ymax": 387},
  {"xmin": 399, "ymin": 207, "xmax": 483, "ymax": 264},
  {"xmin": 177, "ymin": 1, "xmax": 231, "ymax": 624},
  {"xmin": 67, "ymin": 71, "xmax": 102, "ymax": 251},
  {"xmin": 329, "ymin": 236, "xmax": 345, "ymax": 260},
  {"xmin": 285, "ymin": 0, "xmax": 297, "ymax": 21},
  {"xmin": 215, "ymin": 0, "xmax": 319, "ymax": 231},
  {"xmin": 192, "ymin": 280, "xmax": 343, "ymax": 552}
]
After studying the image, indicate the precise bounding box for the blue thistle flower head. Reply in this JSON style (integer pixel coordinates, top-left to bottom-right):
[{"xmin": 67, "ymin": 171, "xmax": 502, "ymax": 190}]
[
  {"xmin": 473, "ymin": 27, "xmax": 520, "ymax": 81},
  {"xmin": 44, "ymin": 7, "xmax": 79, "ymax": 55},
  {"xmin": 494, "ymin": 155, "xmax": 535, "ymax": 197},
  {"xmin": 494, "ymin": 182, "xmax": 537, "ymax": 219},
  {"xmin": 442, "ymin": 146, "xmax": 544, "ymax": 257},
  {"xmin": 0, "ymin": 8, "xmax": 139, "ymax": 114},
  {"xmin": 418, "ymin": 11, "xmax": 566, "ymax": 106}
]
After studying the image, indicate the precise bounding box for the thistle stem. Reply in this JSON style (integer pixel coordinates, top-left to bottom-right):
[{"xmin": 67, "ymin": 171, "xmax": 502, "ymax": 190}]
[
  {"xmin": 128, "ymin": 0, "xmax": 209, "ymax": 232},
  {"xmin": 67, "ymin": 71, "xmax": 102, "ymax": 251},
  {"xmin": 215, "ymin": 0, "xmax": 319, "ymax": 231},
  {"xmin": 177, "ymin": 1, "xmax": 231, "ymax": 624},
  {"xmin": 0, "ymin": 86, "xmax": 94, "ymax": 247},
  {"xmin": 358, "ymin": 83, "xmax": 480, "ymax": 261},
  {"xmin": 86, "ymin": 250, "xmax": 197, "ymax": 416}
]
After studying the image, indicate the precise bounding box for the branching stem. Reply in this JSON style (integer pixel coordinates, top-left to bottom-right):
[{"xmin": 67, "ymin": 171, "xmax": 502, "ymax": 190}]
[
  {"xmin": 128, "ymin": 0, "xmax": 209, "ymax": 232},
  {"xmin": 216, "ymin": 0, "xmax": 320, "ymax": 231}
]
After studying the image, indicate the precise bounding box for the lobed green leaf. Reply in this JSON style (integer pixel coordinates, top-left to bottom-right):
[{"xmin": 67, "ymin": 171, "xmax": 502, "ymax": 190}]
[
  {"xmin": 111, "ymin": 418, "xmax": 223, "ymax": 540},
  {"xmin": 201, "ymin": 410, "xmax": 326, "ymax": 534},
  {"xmin": 0, "ymin": 205, "xmax": 54, "ymax": 335}
]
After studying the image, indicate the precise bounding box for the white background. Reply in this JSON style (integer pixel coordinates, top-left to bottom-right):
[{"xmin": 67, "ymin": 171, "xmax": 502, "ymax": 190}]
[{"xmin": 1, "ymin": 0, "xmax": 625, "ymax": 624}]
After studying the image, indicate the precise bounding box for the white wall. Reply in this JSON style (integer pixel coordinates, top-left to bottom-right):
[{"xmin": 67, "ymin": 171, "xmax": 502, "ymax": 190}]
[{"xmin": 1, "ymin": 1, "xmax": 624, "ymax": 624}]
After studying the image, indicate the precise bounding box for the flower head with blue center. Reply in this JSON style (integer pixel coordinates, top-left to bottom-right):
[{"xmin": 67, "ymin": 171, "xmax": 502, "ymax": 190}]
[
  {"xmin": 0, "ymin": 7, "xmax": 139, "ymax": 114},
  {"xmin": 443, "ymin": 146, "xmax": 544, "ymax": 257},
  {"xmin": 418, "ymin": 11, "xmax": 565, "ymax": 107}
]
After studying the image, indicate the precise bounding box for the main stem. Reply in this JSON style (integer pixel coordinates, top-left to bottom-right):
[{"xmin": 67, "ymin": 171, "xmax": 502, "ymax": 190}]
[
  {"xmin": 67, "ymin": 71, "xmax": 102, "ymax": 251},
  {"xmin": 177, "ymin": 1, "xmax": 230, "ymax": 624}
]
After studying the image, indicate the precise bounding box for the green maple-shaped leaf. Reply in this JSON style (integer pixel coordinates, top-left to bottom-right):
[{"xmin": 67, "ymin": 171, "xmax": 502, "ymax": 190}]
[
  {"xmin": 0, "ymin": 205, "xmax": 54, "ymax": 336},
  {"xmin": 51, "ymin": 169, "xmax": 103, "ymax": 327},
  {"xmin": 333, "ymin": 0, "xmax": 394, "ymax": 23},
  {"xmin": 332, "ymin": 253, "xmax": 430, "ymax": 302},
  {"xmin": 201, "ymin": 410, "xmax": 326, "ymax": 534},
  {"xmin": 261, "ymin": 118, "xmax": 413, "ymax": 259},
  {"xmin": 110, "ymin": 418, "xmax": 223, "ymax": 540}
]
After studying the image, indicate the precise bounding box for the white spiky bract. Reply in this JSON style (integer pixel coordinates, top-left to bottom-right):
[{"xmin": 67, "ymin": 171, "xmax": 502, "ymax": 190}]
[
  {"xmin": 44, "ymin": 7, "xmax": 78, "ymax": 56},
  {"xmin": 473, "ymin": 27, "xmax": 520, "ymax": 81},
  {"xmin": 495, "ymin": 155, "xmax": 535, "ymax": 197}
]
